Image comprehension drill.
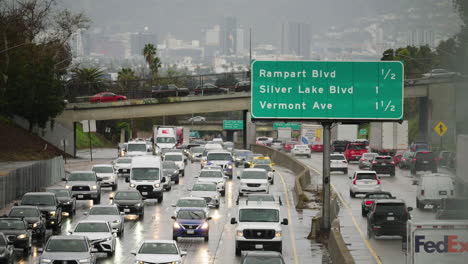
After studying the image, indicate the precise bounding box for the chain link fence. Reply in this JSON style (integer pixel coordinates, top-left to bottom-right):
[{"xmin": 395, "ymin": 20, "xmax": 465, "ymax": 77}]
[{"xmin": 0, "ymin": 156, "xmax": 65, "ymax": 209}]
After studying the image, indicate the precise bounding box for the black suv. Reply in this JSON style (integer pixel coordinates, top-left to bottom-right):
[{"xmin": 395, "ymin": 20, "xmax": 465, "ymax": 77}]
[
  {"xmin": 361, "ymin": 192, "xmax": 394, "ymax": 216},
  {"xmin": 110, "ymin": 190, "xmax": 145, "ymax": 219},
  {"xmin": 371, "ymin": 156, "xmax": 395, "ymax": 176},
  {"xmin": 19, "ymin": 192, "xmax": 63, "ymax": 232},
  {"xmin": 332, "ymin": 140, "xmax": 349, "ymax": 153},
  {"xmin": 46, "ymin": 187, "xmax": 76, "ymax": 216},
  {"xmin": 234, "ymin": 81, "xmax": 251, "ymax": 92},
  {"xmin": 410, "ymin": 151, "xmax": 438, "ymax": 175},
  {"xmin": 8, "ymin": 206, "xmax": 46, "ymax": 240},
  {"xmin": 0, "ymin": 217, "xmax": 32, "ymax": 254},
  {"xmin": 367, "ymin": 199, "xmax": 412, "ymax": 239}
]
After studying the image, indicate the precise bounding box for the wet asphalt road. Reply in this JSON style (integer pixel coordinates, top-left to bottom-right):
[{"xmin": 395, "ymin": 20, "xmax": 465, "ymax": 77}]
[{"xmin": 13, "ymin": 149, "xmax": 328, "ymax": 264}]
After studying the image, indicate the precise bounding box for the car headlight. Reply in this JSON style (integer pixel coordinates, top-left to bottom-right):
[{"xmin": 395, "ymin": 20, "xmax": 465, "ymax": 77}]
[
  {"xmin": 236, "ymin": 230, "xmax": 243, "ymax": 237},
  {"xmin": 41, "ymin": 259, "xmax": 52, "ymax": 263},
  {"xmin": 135, "ymin": 203, "xmax": 142, "ymax": 207},
  {"xmin": 105, "ymin": 236, "xmax": 112, "ymax": 241},
  {"xmin": 130, "ymin": 183, "xmax": 136, "ymax": 188},
  {"xmin": 113, "ymin": 220, "xmax": 121, "ymax": 224},
  {"xmin": 91, "ymin": 185, "xmax": 97, "ymax": 190},
  {"xmin": 17, "ymin": 234, "xmax": 27, "ymax": 239},
  {"xmin": 170, "ymin": 261, "xmax": 181, "ymax": 264},
  {"xmin": 202, "ymin": 160, "xmax": 207, "ymax": 164},
  {"xmin": 49, "ymin": 210, "xmax": 56, "ymax": 217},
  {"xmin": 213, "ymin": 196, "xmax": 219, "ymax": 200},
  {"xmin": 275, "ymin": 231, "xmax": 282, "ymax": 237},
  {"xmin": 78, "ymin": 258, "xmax": 91, "ymax": 264},
  {"xmin": 173, "ymin": 222, "xmax": 181, "ymax": 229},
  {"xmin": 64, "ymin": 201, "xmax": 71, "ymax": 204},
  {"xmin": 154, "ymin": 183, "xmax": 160, "ymax": 188},
  {"xmin": 201, "ymin": 222, "xmax": 209, "ymax": 229},
  {"xmin": 32, "ymin": 222, "xmax": 40, "ymax": 228},
  {"xmin": 227, "ymin": 165, "xmax": 233, "ymax": 169},
  {"xmin": 65, "ymin": 185, "xmax": 71, "ymax": 189}
]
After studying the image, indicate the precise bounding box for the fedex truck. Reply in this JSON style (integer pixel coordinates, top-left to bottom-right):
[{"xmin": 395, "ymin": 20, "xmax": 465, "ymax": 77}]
[{"xmin": 405, "ymin": 220, "xmax": 468, "ymax": 264}]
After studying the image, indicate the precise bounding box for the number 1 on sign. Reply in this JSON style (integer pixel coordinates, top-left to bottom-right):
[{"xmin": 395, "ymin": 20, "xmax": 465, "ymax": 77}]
[{"xmin": 376, "ymin": 86, "xmax": 379, "ymax": 94}]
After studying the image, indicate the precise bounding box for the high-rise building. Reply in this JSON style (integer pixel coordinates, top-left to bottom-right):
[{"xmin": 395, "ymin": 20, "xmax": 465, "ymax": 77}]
[
  {"xmin": 236, "ymin": 28, "xmax": 244, "ymax": 55},
  {"xmin": 287, "ymin": 22, "xmax": 311, "ymax": 59},
  {"xmin": 130, "ymin": 32, "xmax": 158, "ymax": 56},
  {"xmin": 223, "ymin": 16, "xmax": 237, "ymax": 55}
]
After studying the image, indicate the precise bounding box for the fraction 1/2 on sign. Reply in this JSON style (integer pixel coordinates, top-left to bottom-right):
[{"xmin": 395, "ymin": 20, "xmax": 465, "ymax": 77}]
[
  {"xmin": 376, "ymin": 100, "xmax": 396, "ymax": 112},
  {"xmin": 382, "ymin": 69, "xmax": 396, "ymax": 80}
]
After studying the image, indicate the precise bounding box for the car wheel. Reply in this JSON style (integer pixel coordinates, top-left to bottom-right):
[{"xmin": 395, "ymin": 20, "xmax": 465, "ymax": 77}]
[
  {"xmin": 221, "ymin": 190, "xmax": 225, "ymax": 196},
  {"xmin": 204, "ymin": 236, "xmax": 209, "ymax": 242},
  {"xmin": 411, "ymin": 168, "xmax": 416, "ymax": 175},
  {"xmin": 112, "ymin": 184, "xmax": 117, "ymax": 191},
  {"xmin": 361, "ymin": 208, "xmax": 367, "ymax": 217},
  {"xmin": 107, "ymin": 250, "xmax": 114, "ymax": 257},
  {"xmin": 216, "ymin": 204, "xmax": 220, "ymax": 209},
  {"xmin": 23, "ymin": 246, "xmax": 30, "ymax": 255},
  {"xmin": 158, "ymin": 196, "xmax": 163, "ymax": 203},
  {"xmin": 390, "ymin": 171, "xmax": 395, "ymax": 176},
  {"xmin": 367, "ymin": 227, "xmax": 374, "ymax": 239},
  {"xmin": 235, "ymin": 246, "xmax": 241, "ymax": 256},
  {"xmin": 93, "ymin": 198, "xmax": 100, "ymax": 205},
  {"xmin": 173, "ymin": 235, "xmax": 178, "ymax": 241},
  {"xmin": 175, "ymin": 180, "xmax": 179, "ymax": 184},
  {"xmin": 344, "ymin": 169, "xmax": 348, "ymax": 174},
  {"xmin": 416, "ymin": 198, "xmax": 420, "ymax": 209},
  {"xmin": 350, "ymin": 190, "xmax": 355, "ymax": 198}
]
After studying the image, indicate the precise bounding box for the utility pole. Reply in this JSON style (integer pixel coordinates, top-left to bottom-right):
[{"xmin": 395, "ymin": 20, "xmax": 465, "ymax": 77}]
[
  {"xmin": 321, "ymin": 122, "xmax": 332, "ymax": 230},
  {"xmin": 249, "ymin": 27, "xmax": 252, "ymax": 65},
  {"xmin": 88, "ymin": 120, "xmax": 93, "ymax": 162}
]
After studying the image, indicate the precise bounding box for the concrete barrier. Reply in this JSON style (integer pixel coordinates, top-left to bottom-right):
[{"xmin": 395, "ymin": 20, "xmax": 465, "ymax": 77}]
[
  {"xmin": 329, "ymin": 218, "xmax": 355, "ymax": 264},
  {"xmin": 250, "ymin": 144, "xmax": 311, "ymax": 209}
]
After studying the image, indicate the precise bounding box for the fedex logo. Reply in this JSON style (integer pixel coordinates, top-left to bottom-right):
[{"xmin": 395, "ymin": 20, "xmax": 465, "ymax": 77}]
[{"xmin": 415, "ymin": 235, "xmax": 468, "ymax": 253}]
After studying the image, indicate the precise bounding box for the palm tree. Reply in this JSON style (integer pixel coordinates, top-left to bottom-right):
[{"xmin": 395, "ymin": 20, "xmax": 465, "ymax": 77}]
[
  {"xmin": 70, "ymin": 67, "xmax": 107, "ymax": 95},
  {"xmin": 118, "ymin": 67, "xmax": 137, "ymax": 90},
  {"xmin": 142, "ymin": 43, "xmax": 161, "ymax": 78}
]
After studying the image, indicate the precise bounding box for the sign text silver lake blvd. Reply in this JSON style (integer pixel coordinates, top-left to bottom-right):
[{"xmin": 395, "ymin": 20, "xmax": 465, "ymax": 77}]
[{"xmin": 251, "ymin": 61, "xmax": 404, "ymax": 120}]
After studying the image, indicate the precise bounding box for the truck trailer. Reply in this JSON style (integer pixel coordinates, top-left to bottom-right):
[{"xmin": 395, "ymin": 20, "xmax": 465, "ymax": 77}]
[{"xmin": 369, "ymin": 121, "xmax": 408, "ymax": 155}]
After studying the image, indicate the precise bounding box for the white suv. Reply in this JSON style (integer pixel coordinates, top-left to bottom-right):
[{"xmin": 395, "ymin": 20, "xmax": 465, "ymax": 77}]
[
  {"xmin": 330, "ymin": 154, "xmax": 348, "ymax": 174},
  {"xmin": 291, "ymin": 145, "xmax": 311, "ymax": 158},
  {"xmin": 230, "ymin": 203, "xmax": 288, "ymax": 256},
  {"xmin": 349, "ymin": 171, "xmax": 382, "ymax": 198},
  {"xmin": 238, "ymin": 169, "xmax": 270, "ymax": 196}
]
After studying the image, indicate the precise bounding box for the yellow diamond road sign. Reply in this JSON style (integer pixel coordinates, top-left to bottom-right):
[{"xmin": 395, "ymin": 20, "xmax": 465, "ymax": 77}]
[{"xmin": 434, "ymin": 121, "xmax": 448, "ymax": 137}]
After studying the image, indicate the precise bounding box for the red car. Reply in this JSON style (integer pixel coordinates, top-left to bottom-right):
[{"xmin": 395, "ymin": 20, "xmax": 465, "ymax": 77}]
[
  {"xmin": 393, "ymin": 151, "xmax": 404, "ymax": 165},
  {"xmin": 344, "ymin": 143, "xmax": 368, "ymax": 161},
  {"xmin": 284, "ymin": 141, "xmax": 299, "ymax": 153},
  {"xmin": 90, "ymin": 92, "xmax": 127, "ymax": 103},
  {"xmin": 310, "ymin": 142, "xmax": 324, "ymax": 152}
]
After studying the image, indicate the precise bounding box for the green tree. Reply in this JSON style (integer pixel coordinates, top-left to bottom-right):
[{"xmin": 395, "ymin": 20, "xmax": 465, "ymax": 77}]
[
  {"xmin": 70, "ymin": 67, "xmax": 107, "ymax": 94},
  {"xmin": 143, "ymin": 43, "xmax": 161, "ymax": 78},
  {"xmin": 380, "ymin": 46, "xmax": 438, "ymax": 78},
  {"xmin": 215, "ymin": 73, "xmax": 238, "ymax": 87}
]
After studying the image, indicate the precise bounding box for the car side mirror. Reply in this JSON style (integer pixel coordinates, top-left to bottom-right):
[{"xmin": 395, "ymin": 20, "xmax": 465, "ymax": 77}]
[
  {"xmin": 97, "ymin": 178, "xmax": 103, "ymax": 182},
  {"xmin": 161, "ymin": 177, "xmax": 166, "ymax": 183},
  {"xmin": 131, "ymin": 250, "xmax": 137, "ymax": 256},
  {"xmin": 272, "ymin": 169, "xmax": 276, "ymax": 172},
  {"xmin": 282, "ymin": 218, "xmax": 289, "ymax": 225},
  {"xmin": 407, "ymin": 207, "xmax": 413, "ymax": 212},
  {"xmin": 91, "ymin": 248, "xmax": 99, "ymax": 253},
  {"xmin": 14, "ymin": 202, "xmax": 18, "ymax": 206},
  {"xmin": 171, "ymin": 216, "xmax": 176, "ymax": 220},
  {"xmin": 207, "ymin": 217, "xmax": 212, "ymax": 221},
  {"xmin": 68, "ymin": 230, "xmax": 73, "ymax": 234},
  {"xmin": 109, "ymin": 197, "xmax": 114, "ymax": 200},
  {"xmin": 187, "ymin": 188, "xmax": 192, "ymax": 192},
  {"xmin": 224, "ymin": 176, "xmax": 228, "ymax": 179},
  {"xmin": 171, "ymin": 203, "xmax": 176, "ymax": 207},
  {"xmin": 125, "ymin": 177, "xmax": 129, "ymax": 183},
  {"xmin": 181, "ymin": 250, "xmax": 187, "ymax": 256},
  {"xmin": 230, "ymin": 218, "xmax": 237, "ymax": 224},
  {"xmin": 194, "ymin": 174, "xmax": 199, "ymax": 178},
  {"xmin": 348, "ymin": 176, "xmax": 352, "ymax": 180},
  {"xmin": 62, "ymin": 177, "xmax": 67, "ymax": 181},
  {"xmin": 237, "ymin": 176, "xmax": 240, "ymax": 179},
  {"xmin": 37, "ymin": 248, "xmax": 43, "ymax": 253},
  {"xmin": 141, "ymin": 197, "xmax": 146, "ymax": 201}
]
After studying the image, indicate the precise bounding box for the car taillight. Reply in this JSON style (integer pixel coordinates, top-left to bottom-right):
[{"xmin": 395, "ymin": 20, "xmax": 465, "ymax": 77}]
[
  {"xmin": 413, "ymin": 158, "xmax": 417, "ymax": 164},
  {"xmin": 421, "ymin": 190, "xmax": 425, "ymax": 196},
  {"xmin": 376, "ymin": 178, "xmax": 381, "ymax": 185},
  {"xmin": 342, "ymin": 160, "xmax": 347, "ymax": 163},
  {"xmin": 372, "ymin": 161, "xmax": 377, "ymax": 164},
  {"xmin": 365, "ymin": 201, "xmax": 374, "ymax": 206},
  {"xmin": 361, "ymin": 158, "xmax": 367, "ymax": 161},
  {"xmin": 352, "ymin": 179, "xmax": 357, "ymax": 185},
  {"xmin": 391, "ymin": 161, "xmax": 395, "ymax": 164},
  {"xmin": 440, "ymin": 157, "xmax": 445, "ymax": 160}
]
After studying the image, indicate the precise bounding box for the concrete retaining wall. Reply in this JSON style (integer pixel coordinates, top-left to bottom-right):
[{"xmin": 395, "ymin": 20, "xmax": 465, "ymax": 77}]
[
  {"xmin": 329, "ymin": 218, "xmax": 355, "ymax": 264},
  {"xmin": 250, "ymin": 144, "xmax": 310, "ymax": 208},
  {"xmin": 0, "ymin": 156, "xmax": 65, "ymax": 209}
]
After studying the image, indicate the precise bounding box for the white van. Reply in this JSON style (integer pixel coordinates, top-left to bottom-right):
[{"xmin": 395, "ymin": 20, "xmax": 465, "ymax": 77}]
[
  {"xmin": 416, "ymin": 173, "xmax": 454, "ymax": 209},
  {"xmin": 126, "ymin": 156, "xmax": 165, "ymax": 203}
]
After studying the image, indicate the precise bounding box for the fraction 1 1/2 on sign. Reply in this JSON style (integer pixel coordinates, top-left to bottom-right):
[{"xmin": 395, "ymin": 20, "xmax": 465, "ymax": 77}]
[{"xmin": 376, "ymin": 100, "xmax": 396, "ymax": 111}]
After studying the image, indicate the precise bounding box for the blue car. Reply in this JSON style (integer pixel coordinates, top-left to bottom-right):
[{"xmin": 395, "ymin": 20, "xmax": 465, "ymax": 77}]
[{"xmin": 172, "ymin": 208, "xmax": 212, "ymax": 242}]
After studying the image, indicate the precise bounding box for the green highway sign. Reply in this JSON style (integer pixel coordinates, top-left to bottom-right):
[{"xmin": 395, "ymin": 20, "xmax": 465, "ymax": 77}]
[
  {"xmin": 359, "ymin": 128, "xmax": 367, "ymax": 135},
  {"xmin": 251, "ymin": 61, "xmax": 404, "ymax": 120},
  {"xmin": 273, "ymin": 122, "xmax": 300, "ymax": 130},
  {"xmin": 223, "ymin": 120, "xmax": 244, "ymax": 130}
]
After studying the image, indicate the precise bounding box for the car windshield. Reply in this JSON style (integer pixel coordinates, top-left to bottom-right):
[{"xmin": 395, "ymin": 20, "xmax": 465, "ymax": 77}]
[
  {"xmin": 127, "ymin": 144, "xmax": 147, "ymax": 152},
  {"xmin": 163, "ymin": 161, "xmax": 178, "ymax": 169},
  {"xmin": 68, "ymin": 172, "xmax": 95, "ymax": 181},
  {"xmin": 0, "ymin": 220, "xmax": 26, "ymax": 230},
  {"xmin": 243, "ymin": 256, "xmax": 285, "ymax": 264},
  {"xmin": 199, "ymin": 170, "xmax": 223, "ymax": 178},
  {"xmin": 74, "ymin": 222, "xmax": 110, "ymax": 233},
  {"xmin": 138, "ymin": 242, "xmax": 178, "ymax": 254},
  {"xmin": 177, "ymin": 199, "xmax": 207, "ymax": 208},
  {"xmin": 207, "ymin": 153, "xmax": 232, "ymax": 161},
  {"xmin": 191, "ymin": 147, "xmax": 204, "ymax": 153},
  {"xmin": 117, "ymin": 158, "xmax": 132, "ymax": 164},
  {"xmin": 132, "ymin": 168, "xmax": 160, "ymax": 180},
  {"xmin": 356, "ymin": 173, "xmax": 377, "ymax": 180},
  {"xmin": 257, "ymin": 137, "xmax": 269, "ymax": 142},
  {"xmin": 239, "ymin": 209, "xmax": 279, "ymax": 222},
  {"xmin": 92, "ymin": 167, "xmax": 113, "ymax": 173},
  {"xmin": 114, "ymin": 192, "xmax": 141, "ymax": 200},
  {"xmin": 9, "ymin": 208, "xmax": 40, "ymax": 217},
  {"xmin": 253, "ymin": 159, "xmax": 271, "ymax": 165},
  {"xmin": 375, "ymin": 203, "xmax": 406, "ymax": 215},
  {"xmin": 192, "ymin": 184, "xmax": 217, "ymax": 192},
  {"xmin": 330, "ymin": 155, "xmax": 345, "ymax": 160},
  {"xmin": 177, "ymin": 210, "xmax": 206, "ymax": 219},
  {"xmin": 157, "ymin": 137, "xmax": 176, "ymax": 143},
  {"xmin": 89, "ymin": 207, "xmax": 119, "ymax": 215},
  {"xmin": 241, "ymin": 171, "xmax": 267, "ymax": 179},
  {"xmin": 46, "ymin": 239, "xmax": 88, "ymax": 252},
  {"xmin": 47, "ymin": 189, "xmax": 70, "ymax": 198},
  {"xmin": 248, "ymin": 195, "xmax": 275, "ymax": 202},
  {"xmin": 367, "ymin": 193, "xmax": 392, "ymax": 199},
  {"xmin": 253, "ymin": 165, "xmax": 271, "ymax": 171},
  {"xmin": 223, "ymin": 142, "xmax": 234, "ymax": 148},
  {"xmin": 348, "ymin": 144, "xmax": 366, "ymax": 150},
  {"xmin": 416, "ymin": 152, "xmax": 436, "ymax": 160},
  {"xmin": 165, "ymin": 154, "xmax": 183, "ymax": 161},
  {"xmin": 22, "ymin": 195, "xmax": 55, "ymax": 206}
]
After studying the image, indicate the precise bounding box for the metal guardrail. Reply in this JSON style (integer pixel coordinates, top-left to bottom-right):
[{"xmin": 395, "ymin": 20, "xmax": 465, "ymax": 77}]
[{"xmin": 0, "ymin": 157, "xmax": 65, "ymax": 209}]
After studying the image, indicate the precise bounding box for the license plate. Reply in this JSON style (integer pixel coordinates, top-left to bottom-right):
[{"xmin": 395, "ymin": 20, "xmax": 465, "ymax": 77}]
[
  {"xmin": 255, "ymin": 244, "xmax": 263, "ymax": 249},
  {"xmin": 387, "ymin": 216, "xmax": 395, "ymax": 221},
  {"xmin": 423, "ymin": 161, "xmax": 429, "ymax": 164},
  {"xmin": 124, "ymin": 209, "xmax": 130, "ymax": 212},
  {"xmin": 439, "ymin": 191, "xmax": 447, "ymax": 195},
  {"xmin": 77, "ymin": 195, "xmax": 83, "ymax": 198},
  {"xmin": 142, "ymin": 192, "xmax": 148, "ymax": 195},
  {"xmin": 124, "ymin": 169, "xmax": 128, "ymax": 172},
  {"xmin": 382, "ymin": 163, "xmax": 386, "ymax": 165},
  {"xmin": 187, "ymin": 230, "xmax": 194, "ymax": 234}
]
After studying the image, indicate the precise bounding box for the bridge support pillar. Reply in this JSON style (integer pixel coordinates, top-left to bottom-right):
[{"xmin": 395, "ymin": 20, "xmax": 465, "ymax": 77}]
[{"xmin": 419, "ymin": 97, "xmax": 429, "ymax": 142}]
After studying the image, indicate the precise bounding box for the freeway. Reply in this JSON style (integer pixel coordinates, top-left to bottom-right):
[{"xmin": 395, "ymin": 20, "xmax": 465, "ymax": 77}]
[
  {"xmin": 297, "ymin": 152, "xmax": 439, "ymax": 264},
  {"xmin": 11, "ymin": 148, "xmax": 327, "ymax": 264}
]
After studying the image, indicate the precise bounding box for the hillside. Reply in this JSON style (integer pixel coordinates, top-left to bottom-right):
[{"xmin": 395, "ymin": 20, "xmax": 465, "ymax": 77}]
[{"xmin": 0, "ymin": 120, "xmax": 69, "ymax": 161}]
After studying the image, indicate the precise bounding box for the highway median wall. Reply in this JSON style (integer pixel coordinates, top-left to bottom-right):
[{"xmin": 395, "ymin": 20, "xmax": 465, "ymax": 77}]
[
  {"xmin": 0, "ymin": 156, "xmax": 65, "ymax": 209},
  {"xmin": 250, "ymin": 144, "xmax": 311, "ymax": 208}
]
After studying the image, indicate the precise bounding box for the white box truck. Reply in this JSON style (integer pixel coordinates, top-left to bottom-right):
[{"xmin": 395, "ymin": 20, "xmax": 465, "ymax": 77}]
[
  {"xmin": 456, "ymin": 135, "xmax": 468, "ymax": 196},
  {"xmin": 369, "ymin": 121, "xmax": 408, "ymax": 155},
  {"xmin": 405, "ymin": 220, "xmax": 468, "ymax": 264},
  {"xmin": 277, "ymin": 127, "xmax": 292, "ymax": 143},
  {"xmin": 153, "ymin": 126, "xmax": 177, "ymax": 154},
  {"xmin": 300, "ymin": 124, "xmax": 322, "ymax": 145},
  {"xmin": 331, "ymin": 124, "xmax": 358, "ymax": 142}
]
